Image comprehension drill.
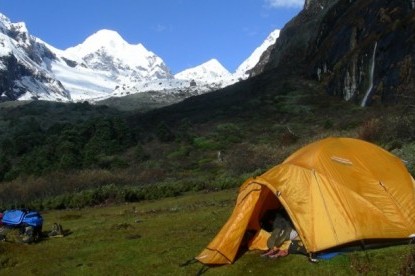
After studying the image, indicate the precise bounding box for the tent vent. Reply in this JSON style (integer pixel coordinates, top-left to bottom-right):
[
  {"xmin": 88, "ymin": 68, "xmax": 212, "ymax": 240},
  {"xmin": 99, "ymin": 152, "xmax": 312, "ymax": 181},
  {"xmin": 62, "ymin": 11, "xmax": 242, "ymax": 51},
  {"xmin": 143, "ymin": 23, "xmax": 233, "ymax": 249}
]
[{"xmin": 331, "ymin": 156, "xmax": 352, "ymax": 165}]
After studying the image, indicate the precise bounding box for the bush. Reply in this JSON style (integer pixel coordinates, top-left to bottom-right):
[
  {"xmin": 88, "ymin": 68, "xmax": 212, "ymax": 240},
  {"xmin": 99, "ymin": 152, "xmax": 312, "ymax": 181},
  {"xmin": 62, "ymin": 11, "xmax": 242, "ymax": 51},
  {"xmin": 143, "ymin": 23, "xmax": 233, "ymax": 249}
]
[
  {"xmin": 399, "ymin": 245, "xmax": 415, "ymax": 275},
  {"xmin": 211, "ymin": 175, "xmax": 240, "ymax": 190},
  {"xmin": 214, "ymin": 123, "xmax": 243, "ymax": 145},
  {"xmin": 167, "ymin": 145, "xmax": 191, "ymax": 159},
  {"xmin": 279, "ymin": 127, "xmax": 299, "ymax": 146},
  {"xmin": 358, "ymin": 118, "xmax": 383, "ymax": 142},
  {"xmin": 133, "ymin": 144, "xmax": 150, "ymax": 161},
  {"xmin": 96, "ymin": 155, "xmax": 129, "ymax": 169},
  {"xmin": 392, "ymin": 143, "xmax": 415, "ymax": 176},
  {"xmin": 224, "ymin": 143, "xmax": 283, "ymax": 176},
  {"xmin": 193, "ymin": 137, "xmax": 219, "ymax": 150},
  {"xmin": 156, "ymin": 122, "xmax": 175, "ymax": 142},
  {"xmin": 123, "ymin": 188, "xmax": 145, "ymax": 202},
  {"xmin": 358, "ymin": 114, "xmax": 415, "ymax": 144}
]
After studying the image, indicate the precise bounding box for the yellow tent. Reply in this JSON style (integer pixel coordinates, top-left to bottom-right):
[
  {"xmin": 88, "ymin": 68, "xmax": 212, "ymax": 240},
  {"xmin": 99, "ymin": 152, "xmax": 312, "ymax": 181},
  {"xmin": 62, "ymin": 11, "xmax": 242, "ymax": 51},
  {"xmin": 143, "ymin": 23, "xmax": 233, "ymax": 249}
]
[{"xmin": 196, "ymin": 137, "xmax": 415, "ymax": 265}]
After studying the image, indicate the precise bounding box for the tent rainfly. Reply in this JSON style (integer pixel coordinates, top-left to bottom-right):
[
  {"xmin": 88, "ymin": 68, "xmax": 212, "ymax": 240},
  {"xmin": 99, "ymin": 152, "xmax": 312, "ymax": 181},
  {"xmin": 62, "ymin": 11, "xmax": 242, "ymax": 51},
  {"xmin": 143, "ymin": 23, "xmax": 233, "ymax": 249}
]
[{"xmin": 196, "ymin": 137, "xmax": 415, "ymax": 265}]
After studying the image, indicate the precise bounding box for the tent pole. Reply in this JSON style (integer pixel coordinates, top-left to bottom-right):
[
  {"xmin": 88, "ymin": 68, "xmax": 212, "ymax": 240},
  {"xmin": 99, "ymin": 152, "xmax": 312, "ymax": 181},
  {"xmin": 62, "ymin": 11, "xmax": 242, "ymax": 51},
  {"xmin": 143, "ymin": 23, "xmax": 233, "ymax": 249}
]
[{"xmin": 360, "ymin": 239, "xmax": 371, "ymax": 264}]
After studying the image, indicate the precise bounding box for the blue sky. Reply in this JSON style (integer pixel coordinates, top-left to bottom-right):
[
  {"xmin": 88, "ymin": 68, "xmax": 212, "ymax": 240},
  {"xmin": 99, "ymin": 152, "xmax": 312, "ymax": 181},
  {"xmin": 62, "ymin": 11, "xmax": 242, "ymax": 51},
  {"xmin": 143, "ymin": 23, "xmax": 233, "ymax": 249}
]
[{"xmin": 0, "ymin": 0, "xmax": 302, "ymax": 73}]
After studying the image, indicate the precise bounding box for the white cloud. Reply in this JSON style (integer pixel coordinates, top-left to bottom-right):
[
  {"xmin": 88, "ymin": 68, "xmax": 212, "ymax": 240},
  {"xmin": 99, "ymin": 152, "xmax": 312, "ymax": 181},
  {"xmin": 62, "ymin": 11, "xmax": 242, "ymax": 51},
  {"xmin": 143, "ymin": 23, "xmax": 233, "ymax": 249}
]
[{"xmin": 265, "ymin": 0, "xmax": 304, "ymax": 8}]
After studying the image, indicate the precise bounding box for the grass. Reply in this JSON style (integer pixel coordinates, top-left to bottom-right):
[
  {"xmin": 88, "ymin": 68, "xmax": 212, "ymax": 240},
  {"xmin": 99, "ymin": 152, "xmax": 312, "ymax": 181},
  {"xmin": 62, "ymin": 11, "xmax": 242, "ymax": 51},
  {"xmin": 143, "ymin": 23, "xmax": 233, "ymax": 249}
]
[{"xmin": 0, "ymin": 189, "xmax": 413, "ymax": 275}]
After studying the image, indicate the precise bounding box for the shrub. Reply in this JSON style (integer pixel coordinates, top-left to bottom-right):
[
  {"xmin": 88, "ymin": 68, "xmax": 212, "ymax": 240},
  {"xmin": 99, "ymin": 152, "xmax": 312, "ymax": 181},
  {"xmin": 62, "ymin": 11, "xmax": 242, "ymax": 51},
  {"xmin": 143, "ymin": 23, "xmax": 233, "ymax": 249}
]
[
  {"xmin": 357, "ymin": 114, "xmax": 415, "ymax": 147},
  {"xmin": 140, "ymin": 182, "xmax": 182, "ymax": 200},
  {"xmin": 214, "ymin": 123, "xmax": 243, "ymax": 145},
  {"xmin": 279, "ymin": 127, "xmax": 299, "ymax": 146},
  {"xmin": 133, "ymin": 144, "xmax": 150, "ymax": 161},
  {"xmin": 96, "ymin": 155, "xmax": 128, "ymax": 169},
  {"xmin": 136, "ymin": 167, "xmax": 167, "ymax": 184},
  {"xmin": 211, "ymin": 175, "xmax": 240, "ymax": 190},
  {"xmin": 399, "ymin": 245, "xmax": 415, "ymax": 275},
  {"xmin": 392, "ymin": 115, "xmax": 415, "ymax": 142},
  {"xmin": 175, "ymin": 119, "xmax": 195, "ymax": 143},
  {"xmin": 156, "ymin": 122, "xmax": 175, "ymax": 142},
  {"xmin": 178, "ymin": 175, "xmax": 212, "ymax": 192},
  {"xmin": 124, "ymin": 188, "xmax": 145, "ymax": 202},
  {"xmin": 357, "ymin": 118, "xmax": 382, "ymax": 142},
  {"xmin": 324, "ymin": 120, "xmax": 334, "ymax": 129},
  {"xmin": 224, "ymin": 143, "xmax": 282, "ymax": 176},
  {"xmin": 167, "ymin": 145, "xmax": 191, "ymax": 159},
  {"xmin": 392, "ymin": 143, "xmax": 415, "ymax": 176},
  {"xmin": 193, "ymin": 137, "xmax": 219, "ymax": 150}
]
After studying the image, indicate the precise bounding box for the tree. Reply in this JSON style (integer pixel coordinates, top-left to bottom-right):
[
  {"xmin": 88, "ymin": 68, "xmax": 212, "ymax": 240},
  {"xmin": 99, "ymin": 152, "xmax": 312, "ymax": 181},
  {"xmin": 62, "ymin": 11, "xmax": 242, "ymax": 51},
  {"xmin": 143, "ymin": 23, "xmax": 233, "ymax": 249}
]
[
  {"xmin": 156, "ymin": 121, "xmax": 175, "ymax": 142},
  {"xmin": 0, "ymin": 155, "xmax": 11, "ymax": 181}
]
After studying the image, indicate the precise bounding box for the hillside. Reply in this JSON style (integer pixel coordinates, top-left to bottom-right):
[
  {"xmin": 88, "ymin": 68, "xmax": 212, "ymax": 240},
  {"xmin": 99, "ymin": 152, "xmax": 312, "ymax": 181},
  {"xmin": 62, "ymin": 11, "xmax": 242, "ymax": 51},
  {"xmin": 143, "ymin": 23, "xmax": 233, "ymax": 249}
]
[
  {"xmin": 0, "ymin": 70, "xmax": 414, "ymax": 210},
  {"xmin": 0, "ymin": 0, "xmax": 413, "ymax": 212}
]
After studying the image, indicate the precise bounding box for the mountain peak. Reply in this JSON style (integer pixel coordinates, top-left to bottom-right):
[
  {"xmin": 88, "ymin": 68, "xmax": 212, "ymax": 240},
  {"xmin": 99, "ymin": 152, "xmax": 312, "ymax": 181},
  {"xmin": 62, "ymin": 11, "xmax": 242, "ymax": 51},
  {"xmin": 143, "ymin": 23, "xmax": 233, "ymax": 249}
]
[
  {"xmin": 235, "ymin": 29, "xmax": 280, "ymax": 78},
  {"xmin": 62, "ymin": 28, "xmax": 172, "ymax": 80},
  {"xmin": 87, "ymin": 29, "xmax": 126, "ymax": 45},
  {"xmin": 65, "ymin": 29, "xmax": 146, "ymax": 56},
  {"xmin": 84, "ymin": 29, "xmax": 145, "ymax": 50},
  {"xmin": 202, "ymin": 58, "xmax": 227, "ymax": 70},
  {"xmin": 0, "ymin": 13, "xmax": 12, "ymax": 30},
  {"xmin": 0, "ymin": 13, "xmax": 31, "ymax": 47},
  {"xmin": 93, "ymin": 29, "xmax": 123, "ymax": 39},
  {"xmin": 175, "ymin": 58, "xmax": 230, "ymax": 80}
]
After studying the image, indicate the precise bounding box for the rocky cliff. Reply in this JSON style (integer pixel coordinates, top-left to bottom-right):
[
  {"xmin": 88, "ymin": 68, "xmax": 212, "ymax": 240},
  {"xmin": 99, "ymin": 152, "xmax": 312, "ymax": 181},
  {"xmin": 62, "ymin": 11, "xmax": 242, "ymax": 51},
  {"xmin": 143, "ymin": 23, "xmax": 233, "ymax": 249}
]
[{"xmin": 255, "ymin": 0, "xmax": 415, "ymax": 106}]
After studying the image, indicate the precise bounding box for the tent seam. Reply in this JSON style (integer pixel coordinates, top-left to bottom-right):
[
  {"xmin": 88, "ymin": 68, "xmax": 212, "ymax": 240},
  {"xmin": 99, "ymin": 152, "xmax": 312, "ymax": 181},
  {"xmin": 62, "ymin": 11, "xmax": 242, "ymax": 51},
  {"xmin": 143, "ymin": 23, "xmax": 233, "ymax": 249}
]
[
  {"xmin": 379, "ymin": 181, "xmax": 415, "ymax": 231},
  {"xmin": 313, "ymin": 169, "xmax": 340, "ymax": 244}
]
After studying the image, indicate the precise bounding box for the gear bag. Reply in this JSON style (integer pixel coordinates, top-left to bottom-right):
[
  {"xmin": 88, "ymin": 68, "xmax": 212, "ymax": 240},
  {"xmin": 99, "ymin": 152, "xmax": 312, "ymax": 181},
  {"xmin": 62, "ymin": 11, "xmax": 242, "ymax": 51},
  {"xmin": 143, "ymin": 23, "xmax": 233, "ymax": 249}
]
[
  {"xmin": 1, "ymin": 209, "xmax": 43, "ymax": 242},
  {"xmin": 2, "ymin": 209, "xmax": 43, "ymax": 229}
]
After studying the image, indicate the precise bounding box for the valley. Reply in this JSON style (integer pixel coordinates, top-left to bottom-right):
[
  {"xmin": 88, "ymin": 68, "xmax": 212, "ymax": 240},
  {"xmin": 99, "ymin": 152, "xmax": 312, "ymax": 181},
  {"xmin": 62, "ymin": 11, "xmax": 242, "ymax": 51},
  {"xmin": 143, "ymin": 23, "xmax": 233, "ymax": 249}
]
[{"xmin": 0, "ymin": 0, "xmax": 415, "ymax": 274}]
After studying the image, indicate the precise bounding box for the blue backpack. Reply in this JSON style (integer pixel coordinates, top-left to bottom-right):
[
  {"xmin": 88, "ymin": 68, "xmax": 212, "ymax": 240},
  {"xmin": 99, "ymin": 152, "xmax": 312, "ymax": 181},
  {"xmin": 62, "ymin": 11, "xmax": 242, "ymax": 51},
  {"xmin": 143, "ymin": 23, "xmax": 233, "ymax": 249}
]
[{"xmin": 2, "ymin": 209, "xmax": 43, "ymax": 230}]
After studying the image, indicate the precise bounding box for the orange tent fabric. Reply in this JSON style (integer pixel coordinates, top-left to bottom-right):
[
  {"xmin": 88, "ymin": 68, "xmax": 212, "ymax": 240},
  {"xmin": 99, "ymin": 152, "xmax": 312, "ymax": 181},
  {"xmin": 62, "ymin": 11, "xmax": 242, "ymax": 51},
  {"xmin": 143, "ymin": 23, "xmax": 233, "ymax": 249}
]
[{"xmin": 196, "ymin": 137, "xmax": 415, "ymax": 265}]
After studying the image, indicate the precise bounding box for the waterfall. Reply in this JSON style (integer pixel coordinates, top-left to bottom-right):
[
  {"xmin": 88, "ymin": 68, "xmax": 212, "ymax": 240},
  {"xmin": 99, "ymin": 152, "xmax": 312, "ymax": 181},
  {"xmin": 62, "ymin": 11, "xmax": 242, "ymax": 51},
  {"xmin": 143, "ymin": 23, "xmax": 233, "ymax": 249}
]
[{"xmin": 361, "ymin": 42, "xmax": 377, "ymax": 107}]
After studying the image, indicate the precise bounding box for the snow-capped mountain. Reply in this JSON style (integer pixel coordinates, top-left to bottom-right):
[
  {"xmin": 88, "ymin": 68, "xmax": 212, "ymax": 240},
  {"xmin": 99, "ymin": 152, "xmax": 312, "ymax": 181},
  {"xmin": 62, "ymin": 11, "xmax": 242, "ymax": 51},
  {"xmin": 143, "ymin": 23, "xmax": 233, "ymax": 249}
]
[
  {"xmin": 41, "ymin": 41, "xmax": 119, "ymax": 101},
  {"xmin": 65, "ymin": 29, "xmax": 172, "ymax": 82},
  {"xmin": 109, "ymin": 58, "xmax": 241, "ymax": 100},
  {"xmin": 47, "ymin": 29, "xmax": 174, "ymax": 101},
  {"xmin": 175, "ymin": 59, "xmax": 231, "ymax": 80},
  {"xmin": 0, "ymin": 14, "xmax": 70, "ymax": 101},
  {"xmin": 234, "ymin": 29, "xmax": 280, "ymax": 79},
  {"xmin": 0, "ymin": 12, "xmax": 280, "ymax": 104}
]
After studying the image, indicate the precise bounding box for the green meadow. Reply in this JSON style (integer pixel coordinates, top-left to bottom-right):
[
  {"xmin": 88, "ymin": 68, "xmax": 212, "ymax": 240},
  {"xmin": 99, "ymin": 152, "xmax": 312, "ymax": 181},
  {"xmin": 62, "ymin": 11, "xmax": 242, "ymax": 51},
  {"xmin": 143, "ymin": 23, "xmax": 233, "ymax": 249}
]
[{"xmin": 0, "ymin": 189, "xmax": 413, "ymax": 275}]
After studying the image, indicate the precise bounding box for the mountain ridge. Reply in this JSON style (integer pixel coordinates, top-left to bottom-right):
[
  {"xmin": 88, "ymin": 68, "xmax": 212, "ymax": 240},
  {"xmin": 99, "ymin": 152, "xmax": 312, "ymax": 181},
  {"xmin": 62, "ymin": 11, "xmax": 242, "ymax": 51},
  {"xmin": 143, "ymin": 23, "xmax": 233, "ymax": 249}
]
[
  {"xmin": 174, "ymin": 58, "xmax": 231, "ymax": 80},
  {"xmin": 0, "ymin": 13, "xmax": 281, "ymax": 105}
]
